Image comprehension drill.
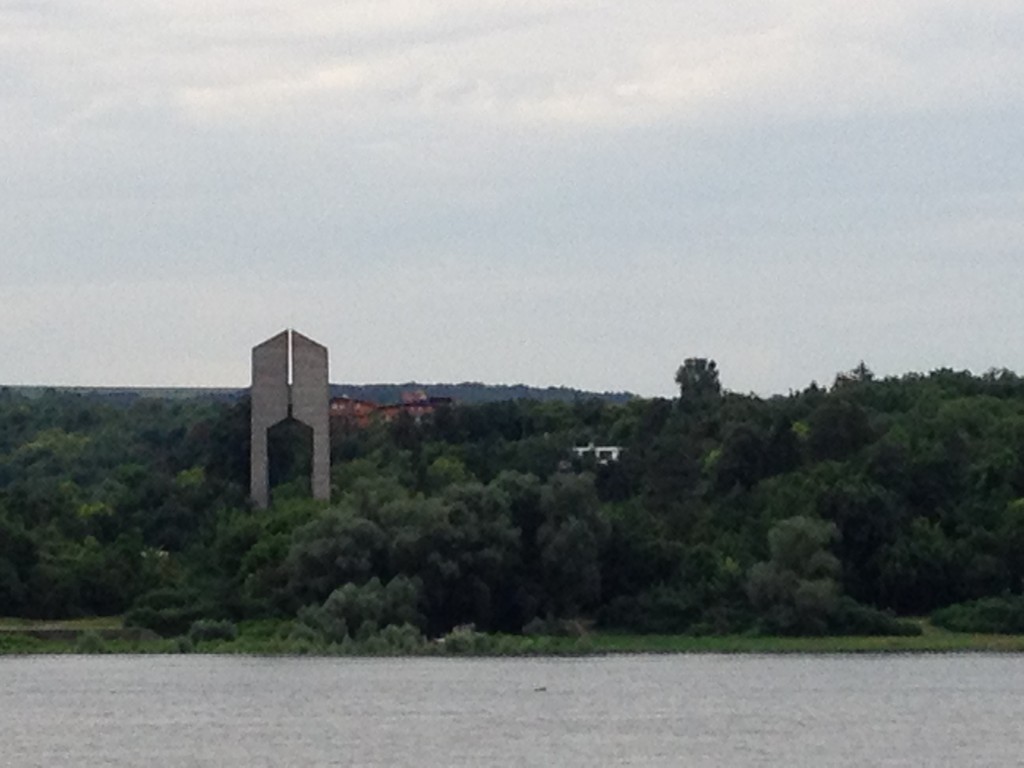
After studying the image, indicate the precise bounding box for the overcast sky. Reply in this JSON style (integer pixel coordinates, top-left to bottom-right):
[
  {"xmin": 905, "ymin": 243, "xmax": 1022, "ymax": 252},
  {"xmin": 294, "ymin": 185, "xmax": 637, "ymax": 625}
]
[{"xmin": 2, "ymin": 1, "xmax": 1021, "ymax": 396}]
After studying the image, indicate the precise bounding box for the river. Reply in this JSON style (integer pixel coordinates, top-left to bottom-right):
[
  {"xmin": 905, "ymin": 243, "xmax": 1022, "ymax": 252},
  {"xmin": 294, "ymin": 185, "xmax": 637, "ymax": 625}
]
[{"xmin": 2, "ymin": 654, "xmax": 1021, "ymax": 766}]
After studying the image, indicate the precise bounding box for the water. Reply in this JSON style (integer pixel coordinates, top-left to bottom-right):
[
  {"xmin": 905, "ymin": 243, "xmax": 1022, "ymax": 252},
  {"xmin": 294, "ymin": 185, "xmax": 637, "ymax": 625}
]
[{"xmin": 2, "ymin": 654, "xmax": 1022, "ymax": 766}]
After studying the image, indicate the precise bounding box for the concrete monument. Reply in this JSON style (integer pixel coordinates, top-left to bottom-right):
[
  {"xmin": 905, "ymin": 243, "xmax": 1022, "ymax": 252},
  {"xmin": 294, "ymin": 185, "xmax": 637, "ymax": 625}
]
[{"xmin": 250, "ymin": 329, "xmax": 330, "ymax": 508}]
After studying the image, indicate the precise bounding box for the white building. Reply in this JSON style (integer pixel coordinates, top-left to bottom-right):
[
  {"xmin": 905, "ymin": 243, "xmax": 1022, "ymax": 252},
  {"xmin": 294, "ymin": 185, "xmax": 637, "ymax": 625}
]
[{"xmin": 572, "ymin": 443, "xmax": 623, "ymax": 464}]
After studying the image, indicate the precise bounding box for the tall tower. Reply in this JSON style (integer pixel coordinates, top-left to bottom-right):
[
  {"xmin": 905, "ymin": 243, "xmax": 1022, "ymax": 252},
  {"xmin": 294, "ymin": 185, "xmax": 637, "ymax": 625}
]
[{"xmin": 250, "ymin": 329, "xmax": 330, "ymax": 509}]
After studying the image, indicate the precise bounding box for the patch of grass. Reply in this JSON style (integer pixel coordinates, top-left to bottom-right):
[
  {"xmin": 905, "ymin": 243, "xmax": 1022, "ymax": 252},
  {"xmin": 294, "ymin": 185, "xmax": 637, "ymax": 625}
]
[
  {"xmin": 0, "ymin": 616, "xmax": 123, "ymax": 631},
  {"xmin": 0, "ymin": 633, "xmax": 49, "ymax": 653},
  {"xmin": 583, "ymin": 630, "xmax": 1024, "ymax": 654},
  {"xmin": 6, "ymin": 618, "xmax": 1024, "ymax": 656}
]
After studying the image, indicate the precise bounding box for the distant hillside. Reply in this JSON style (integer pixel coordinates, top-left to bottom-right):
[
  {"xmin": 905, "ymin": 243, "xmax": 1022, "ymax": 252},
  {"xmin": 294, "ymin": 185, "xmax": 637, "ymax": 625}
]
[
  {"xmin": 5, "ymin": 383, "xmax": 635, "ymax": 405},
  {"xmin": 5, "ymin": 386, "xmax": 244, "ymax": 405},
  {"xmin": 328, "ymin": 382, "xmax": 635, "ymax": 405}
]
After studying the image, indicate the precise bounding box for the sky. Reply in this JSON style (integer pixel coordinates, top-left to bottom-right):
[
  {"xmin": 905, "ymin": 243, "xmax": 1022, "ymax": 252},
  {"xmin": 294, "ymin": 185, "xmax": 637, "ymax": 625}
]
[{"xmin": 2, "ymin": 0, "xmax": 1022, "ymax": 397}]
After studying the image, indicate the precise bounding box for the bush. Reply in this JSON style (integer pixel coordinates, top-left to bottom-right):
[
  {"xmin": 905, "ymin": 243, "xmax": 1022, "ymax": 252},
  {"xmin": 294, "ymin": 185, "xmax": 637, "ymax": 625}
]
[
  {"xmin": 284, "ymin": 636, "xmax": 318, "ymax": 655},
  {"xmin": 296, "ymin": 575, "xmax": 423, "ymax": 643},
  {"xmin": 326, "ymin": 576, "xmax": 422, "ymax": 633},
  {"xmin": 125, "ymin": 588, "xmax": 224, "ymax": 637},
  {"xmin": 521, "ymin": 617, "xmax": 549, "ymax": 636},
  {"xmin": 600, "ymin": 587, "xmax": 700, "ymax": 634},
  {"xmin": 747, "ymin": 517, "xmax": 842, "ymax": 636},
  {"xmin": 188, "ymin": 619, "xmax": 238, "ymax": 643},
  {"xmin": 833, "ymin": 597, "xmax": 921, "ymax": 636},
  {"xmin": 75, "ymin": 630, "xmax": 107, "ymax": 654},
  {"xmin": 377, "ymin": 623, "xmax": 424, "ymax": 653},
  {"xmin": 932, "ymin": 595, "xmax": 1024, "ymax": 634},
  {"xmin": 0, "ymin": 634, "xmax": 44, "ymax": 653},
  {"xmin": 296, "ymin": 604, "xmax": 348, "ymax": 643},
  {"xmin": 286, "ymin": 622, "xmax": 323, "ymax": 646},
  {"xmin": 440, "ymin": 624, "xmax": 495, "ymax": 654}
]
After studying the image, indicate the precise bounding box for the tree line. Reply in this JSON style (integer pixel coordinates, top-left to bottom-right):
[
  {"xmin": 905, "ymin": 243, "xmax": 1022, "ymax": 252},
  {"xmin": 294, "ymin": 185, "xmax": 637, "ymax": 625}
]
[{"xmin": 2, "ymin": 360, "xmax": 1024, "ymax": 639}]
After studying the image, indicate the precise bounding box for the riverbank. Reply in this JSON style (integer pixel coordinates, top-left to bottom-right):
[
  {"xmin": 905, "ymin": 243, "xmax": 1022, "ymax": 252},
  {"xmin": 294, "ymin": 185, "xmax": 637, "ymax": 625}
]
[{"xmin": 5, "ymin": 617, "xmax": 1024, "ymax": 655}]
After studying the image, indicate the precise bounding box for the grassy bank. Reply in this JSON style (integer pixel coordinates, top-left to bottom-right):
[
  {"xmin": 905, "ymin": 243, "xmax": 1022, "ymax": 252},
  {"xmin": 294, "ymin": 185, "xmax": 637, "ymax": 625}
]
[
  {"xmin": 583, "ymin": 628, "xmax": 1024, "ymax": 654},
  {"xmin": 6, "ymin": 617, "xmax": 1024, "ymax": 656}
]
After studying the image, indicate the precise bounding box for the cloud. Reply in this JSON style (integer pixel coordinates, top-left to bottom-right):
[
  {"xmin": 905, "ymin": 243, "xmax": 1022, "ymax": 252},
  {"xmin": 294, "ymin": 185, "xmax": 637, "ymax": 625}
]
[
  {"xmin": 2, "ymin": 1, "xmax": 1023, "ymax": 392},
  {"xmin": 9, "ymin": 1, "xmax": 1023, "ymax": 137}
]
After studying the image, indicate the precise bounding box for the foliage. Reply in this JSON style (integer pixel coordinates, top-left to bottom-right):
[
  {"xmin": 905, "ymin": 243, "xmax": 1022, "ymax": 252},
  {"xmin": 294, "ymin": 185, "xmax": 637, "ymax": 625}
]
[
  {"xmin": 74, "ymin": 630, "xmax": 107, "ymax": 654},
  {"xmin": 601, "ymin": 586, "xmax": 701, "ymax": 634},
  {"xmin": 188, "ymin": 619, "xmax": 238, "ymax": 643},
  {"xmin": 439, "ymin": 624, "xmax": 495, "ymax": 654},
  {"xmin": 124, "ymin": 588, "xmax": 226, "ymax": 638},
  {"xmin": 3, "ymin": 364, "xmax": 1024, "ymax": 639},
  {"xmin": 832, "ymin": 598, "xmax": 920, "ymax": 637},
  {"xmin": 747, "ymin": 516, "xmax": 841, "ymax": 635},
  {"xmin": 297, "ymin": 575, "xmax": 423, "ymax": 642},
  {"xmin": 932, "ymin": 595, "xmax": 1024, "ymax": 634},
  {"xmin": 675, "ymin": 358, "xmax": 722, "ymax": 406}
]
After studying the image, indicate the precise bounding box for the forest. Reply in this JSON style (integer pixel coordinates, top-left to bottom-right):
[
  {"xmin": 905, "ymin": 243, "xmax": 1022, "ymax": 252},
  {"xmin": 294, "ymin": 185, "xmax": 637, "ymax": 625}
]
[{"xmin": 3, "ymin": 360, "xmax": 1024, "ymax": 647}]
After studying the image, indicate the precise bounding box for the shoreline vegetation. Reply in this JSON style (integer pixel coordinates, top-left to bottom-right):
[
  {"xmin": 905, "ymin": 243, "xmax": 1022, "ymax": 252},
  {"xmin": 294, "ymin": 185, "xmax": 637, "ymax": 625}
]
[
  {"xmin": 5, "ymin": 618, "xmax": 1024, "ymax": 656},
  {"xmin": 5, "ymin": 363, "xmax": 1024, "ymax": 651}
]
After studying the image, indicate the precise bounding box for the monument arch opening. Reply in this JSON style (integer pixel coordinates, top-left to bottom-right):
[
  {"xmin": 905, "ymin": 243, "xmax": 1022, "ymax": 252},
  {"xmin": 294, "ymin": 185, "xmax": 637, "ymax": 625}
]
[
  {"xmin": 267, "ymin": 417, "xmax": 314, "ymax": 498},
  {"xmin": 250, "ymin": 329, "xmax": 330, "ymax": 508}
]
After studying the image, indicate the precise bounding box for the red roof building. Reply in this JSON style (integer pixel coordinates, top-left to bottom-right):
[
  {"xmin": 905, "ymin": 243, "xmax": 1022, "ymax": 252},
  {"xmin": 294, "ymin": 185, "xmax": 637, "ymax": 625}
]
[
  {"xmin": 329, "ymin": 396, "xmax": 378, "ymax": 428},
  {"xmin": 329, "ymin": 391, "xmax": 453, "ymax": 427}
]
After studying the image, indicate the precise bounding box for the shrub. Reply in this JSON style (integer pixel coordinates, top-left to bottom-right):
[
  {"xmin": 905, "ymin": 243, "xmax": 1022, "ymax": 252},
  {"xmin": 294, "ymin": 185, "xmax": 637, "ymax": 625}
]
[
  {"xmin": 932, "ymin": 595, "xmax": 1024, "ymax": 634},
  {"xmin": 296, "ymin": 604, "xmax": 348, "ymax": 643},
  {"xmin": 286, "ymin": 622, "xmax": 323, "ymax": 646},
  {"xmin": 600, "ymin": 587, "xmax": 700, "ymax": 634},
  {"xmin": 833, "ymin": 597, "xmax": 921, "ymax": 636},
  {"xmin": 0, "ymin": 634, "xmax": 44, "ymax": 653},
  {"xmin": 188, "ymin": 619, "xmax": 238, "ymax": 643},
  {"xmin": 354, "ymin": 619, "xmax": 380, "ymax": 642},
  {"xmin": 377, "ymin": 623, "xmax": 424, "ymax": 653},
  {"xmin": 297, "ymin": 575, "xmax": 423, "ymax": 643},
  {"xmin": 325, "ymin": 576, "xmax": 422, "ymax": 633},
  {"xmin": 440, "ymin": 624, "xmax": 494, "ymax": 654},
  {"xmin": 285, "ymin": 637, "xmax": 317, "ymax": 655},
  {"xmin": 521, "ymin": 617, "xmax": 549, "ymax": 636},
  {"xmin": 747, "ymin": 517, "xmax": 843, "ymax": 636},
  {"xmin": 75, "ymin": 630, "xmax": 107, "ymax": 654},
  {"xmin": 125, "ymin": 588, "xmax": 224, "ymax": 637}
]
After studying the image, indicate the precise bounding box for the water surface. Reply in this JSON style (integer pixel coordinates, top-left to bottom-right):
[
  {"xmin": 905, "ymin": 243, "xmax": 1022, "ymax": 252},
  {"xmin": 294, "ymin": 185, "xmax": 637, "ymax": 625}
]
[{"xmin": 2, "ymin": 654, "xmax": 1021, "ymax": 766}]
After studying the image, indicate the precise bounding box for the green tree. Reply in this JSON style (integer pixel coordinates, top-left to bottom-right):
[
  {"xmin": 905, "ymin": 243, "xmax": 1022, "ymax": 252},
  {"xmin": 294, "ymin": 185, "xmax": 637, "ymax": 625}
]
[
  {"xmin": 300, "ymin": 575, "xmax": 423, "ymax": 642},
  {"xmin": 746, "ymin": 516, "xmax": 841, "ymax": 635},
  {"xmin": 283, "ymin": 508, "xmax": 387, "ymax": 608},
  {"xmin": 675, "ymin": 358, "xmax": 722, "ymax": 405},
  {"xmin": 537, "ymin": 474, "xmax": 609, "ymax": 618}
]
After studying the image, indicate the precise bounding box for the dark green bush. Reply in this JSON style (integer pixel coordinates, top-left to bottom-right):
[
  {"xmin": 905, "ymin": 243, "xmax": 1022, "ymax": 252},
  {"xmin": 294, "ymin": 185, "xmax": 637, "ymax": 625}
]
[
  {"xmin": 296, "ymin": 575, "xmax": 422, "ymax": 643},
  {"xmin": 75, "ymin": 630, "xmax": 107, "ymax": 654},
  {"xmin": 932, "ymin": 595, "xmax": 1024, "ymax": 634},
  {"xmin": 188, "ymin": 619, "xmax": 238, "ymax": 643},
  {"xmin": 832, "ymin": 597, "xmax": 921, "ymax": 636},
  {"xmin": 0, "ymin": 634, "xmax": 44, "ymax": 653},
  {"xmin": 440, "ymin": 624, "xmax": 495, "ymax": 654},
  {"xmin": 376, "ymin": 623, "xmax": 425, "ymax": 652},
  {"xmin": 296, "ymin": 603, "xmax": 347, "ymax": 643},
  {"xmin": 286, "ymin": 622, "xmax": 322, "ymax": 646},
  {"xmin": 124, "ymin": 588, "xmax": 224, "ymax": 637},
  {"xmin": 599, "ymin": 587, "xmax": 700, "ymax": 634}
]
